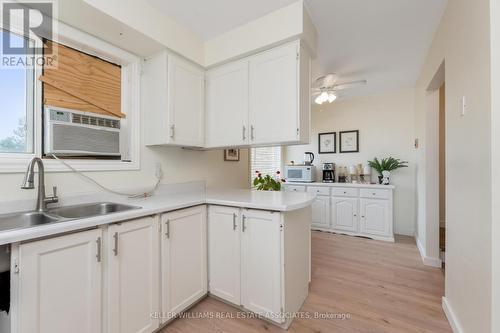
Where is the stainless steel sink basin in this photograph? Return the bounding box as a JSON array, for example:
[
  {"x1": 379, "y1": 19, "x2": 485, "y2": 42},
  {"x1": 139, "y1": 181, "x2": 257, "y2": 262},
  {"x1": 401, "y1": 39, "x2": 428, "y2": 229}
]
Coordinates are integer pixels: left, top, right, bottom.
[
  {"x1": 0, "y1": 211, "x2": 61, "y2": 232},
  {"x1": 48, "y1": 202, "x2": 140, "y2": 219},
  {"x1": 0, "y1": 202, "x2": 141, "y2": 233}
]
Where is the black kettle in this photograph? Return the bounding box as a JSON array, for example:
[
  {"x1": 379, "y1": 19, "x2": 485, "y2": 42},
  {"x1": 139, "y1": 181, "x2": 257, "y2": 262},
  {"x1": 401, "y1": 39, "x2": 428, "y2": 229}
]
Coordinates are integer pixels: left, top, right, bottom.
[{"x1": 304, "y1": 152, "x2": 315, "y2": 165}]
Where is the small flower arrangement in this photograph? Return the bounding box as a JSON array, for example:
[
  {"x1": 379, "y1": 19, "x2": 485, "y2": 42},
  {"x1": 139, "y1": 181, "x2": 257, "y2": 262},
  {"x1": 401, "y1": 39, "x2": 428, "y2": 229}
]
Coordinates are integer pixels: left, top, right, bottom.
[{"x1": 253, "y1": 171, "x2": 285, "y2": 191}]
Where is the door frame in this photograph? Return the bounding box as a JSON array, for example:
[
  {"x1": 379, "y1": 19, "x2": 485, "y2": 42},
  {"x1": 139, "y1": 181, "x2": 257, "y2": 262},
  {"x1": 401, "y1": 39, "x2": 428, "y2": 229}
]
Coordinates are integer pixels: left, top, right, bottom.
[{"x1": 415, "y1": 60, "x2": 445, "y2": 268}]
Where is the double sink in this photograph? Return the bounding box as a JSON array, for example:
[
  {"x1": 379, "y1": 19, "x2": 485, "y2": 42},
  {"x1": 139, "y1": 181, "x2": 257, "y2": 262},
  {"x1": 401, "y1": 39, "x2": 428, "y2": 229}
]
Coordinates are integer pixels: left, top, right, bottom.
[{"x1": 0, "y1": 202, "x2": 141, "y2": 232}]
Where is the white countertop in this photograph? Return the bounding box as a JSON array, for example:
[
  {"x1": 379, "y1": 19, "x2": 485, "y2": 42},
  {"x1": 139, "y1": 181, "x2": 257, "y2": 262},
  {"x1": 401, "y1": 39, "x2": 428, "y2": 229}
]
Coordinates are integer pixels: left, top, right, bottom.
[
  {"x1": 283, "y1": 182, "x2": 396, "y2": 190},
  {"x1": 207, "y1": 188, "x2": 316, "y2": 211},
  {"x1": 0, "y1": 183, "x2": 316, "y2": 245}
]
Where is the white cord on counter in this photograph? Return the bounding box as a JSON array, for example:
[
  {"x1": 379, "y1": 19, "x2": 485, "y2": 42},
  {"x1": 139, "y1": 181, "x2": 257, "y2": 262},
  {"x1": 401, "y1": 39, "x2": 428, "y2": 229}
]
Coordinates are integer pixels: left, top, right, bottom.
[{"x1": 50, "y1": 154, "x2": 161, "y2": 198}]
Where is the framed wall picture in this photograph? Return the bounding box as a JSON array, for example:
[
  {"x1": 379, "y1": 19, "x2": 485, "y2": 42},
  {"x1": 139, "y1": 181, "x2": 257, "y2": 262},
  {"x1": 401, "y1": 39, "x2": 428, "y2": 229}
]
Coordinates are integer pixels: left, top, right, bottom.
[
  {"x1": 339, "y1": 130, "x2": 359, "y2": 153},
  {"x1": 224, "y1": 149, "x2": 240, "y2": 161},
  {"x1": 318, "y1": 132, "x2": 336, "y2": 154}
]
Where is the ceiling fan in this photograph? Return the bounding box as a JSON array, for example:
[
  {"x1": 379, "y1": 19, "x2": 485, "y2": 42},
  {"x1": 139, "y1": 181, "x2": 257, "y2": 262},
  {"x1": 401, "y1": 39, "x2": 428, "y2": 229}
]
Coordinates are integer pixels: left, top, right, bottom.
[{"x1": 312, "y1": 74, "x2": 367, "y2": 105}]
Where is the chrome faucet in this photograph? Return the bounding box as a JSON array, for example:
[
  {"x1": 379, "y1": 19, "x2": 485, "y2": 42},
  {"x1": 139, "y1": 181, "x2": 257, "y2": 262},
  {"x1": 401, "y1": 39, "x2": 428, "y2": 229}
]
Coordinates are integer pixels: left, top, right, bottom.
[{"x1": 21, "y1": 157, "x2": 59, "y2": 212}]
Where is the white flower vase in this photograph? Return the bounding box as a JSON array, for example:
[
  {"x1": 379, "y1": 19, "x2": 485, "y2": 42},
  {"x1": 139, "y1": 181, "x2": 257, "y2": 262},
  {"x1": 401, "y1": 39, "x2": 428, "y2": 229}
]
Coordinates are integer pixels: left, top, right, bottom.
[{"x1": 382, "y1": 171, "x2": 391, "y2": 185}]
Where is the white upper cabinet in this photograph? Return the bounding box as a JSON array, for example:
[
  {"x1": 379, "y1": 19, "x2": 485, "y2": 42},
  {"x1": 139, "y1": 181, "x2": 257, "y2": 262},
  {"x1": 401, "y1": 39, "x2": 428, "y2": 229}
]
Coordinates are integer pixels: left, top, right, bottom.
[
  {"x1": 144, "y1": 40, "x2": 310, "y2": 149},
  {"x1": 16, "y1": 229, "x2": 103, "y2": 333},
  {"x1": 249, "y1": 41, "x2": 304, "y2": 145},
  {"x1": 206, "y1": 60, "x2": 249, "y2": 148},
  {"x1": 168, "y1": 55, "x2": 205, "y2": 147},
  {"x1": 143, "y1": 51, "x2": 205, "y2": 147},
  {"x1": 206, "y1": 40, "x2": 310, "y2": 147},
  {"x1": 107, "y1": 217, "x2": 160, "y2": 333}
]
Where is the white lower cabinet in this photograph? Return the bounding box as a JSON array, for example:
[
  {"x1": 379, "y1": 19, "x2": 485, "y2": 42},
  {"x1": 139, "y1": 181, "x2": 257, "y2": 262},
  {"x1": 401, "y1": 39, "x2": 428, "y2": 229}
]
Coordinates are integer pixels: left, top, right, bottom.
[
  {"x1": 208, "y1": 205, "x2": 311, "y2": 328},
  {"x1": 160, "y1": 206, "x2": 207, "y2": 322},
  {"x1": 311, "y1": 196, "x2": 330, "y2": 229},
  {"x1": 208, "y1": 206, "x2": 241, "y2": 305},
  {"x1": 15, "y1": 229, "x2": 103, "y2": 333},
  {"x1": 107, "y1": 217, "x2": 160, "y2": 333},
  {"x1": 331, "y1": 197, "x2": 358, "y2": 232},
  {"x1": 283, "y1": 184, "x2": 394, "y2": 242},
  {"x1": 240, "y1": 209, "x2": 282, "y2": 322},
  {"x1": 208, "y1": 207, "x2": 283, "y2": 320},
  {"x1": 12, "y1": 204, "x2": 308, "y2": 333},
  {"x1": 359, "y1": 199, "x2": 391, "y2": 237}
]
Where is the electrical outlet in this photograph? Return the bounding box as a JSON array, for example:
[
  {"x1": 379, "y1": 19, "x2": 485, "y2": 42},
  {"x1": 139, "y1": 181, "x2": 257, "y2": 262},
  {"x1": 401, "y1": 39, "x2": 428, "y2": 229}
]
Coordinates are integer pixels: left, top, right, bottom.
[{"x1": 155, "y1": 163, "x2": 163, "y2": 179}]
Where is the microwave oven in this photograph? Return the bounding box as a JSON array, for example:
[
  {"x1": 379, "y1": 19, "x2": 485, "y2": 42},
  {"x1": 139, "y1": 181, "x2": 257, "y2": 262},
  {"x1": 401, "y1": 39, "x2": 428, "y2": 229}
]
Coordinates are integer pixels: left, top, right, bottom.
[{"x1": 285, "y1": 165, "x2": 316, "y2": 183}]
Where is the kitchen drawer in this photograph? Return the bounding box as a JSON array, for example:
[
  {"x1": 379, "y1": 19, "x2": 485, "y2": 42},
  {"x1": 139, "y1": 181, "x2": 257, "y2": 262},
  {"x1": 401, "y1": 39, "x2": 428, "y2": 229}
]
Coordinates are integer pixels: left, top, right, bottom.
[
  {"x1": 360, "y1": 188, "x2": 390, "y2": 200},
  {"x1": 307, "y1": 186, "x2": 330, "y2": 196},
  {"x1": 284, "y1": 185, "x2": 306, "y2": 193},
  {"x1": 332, "y1": 187, "x2": 358, "y2": 197}
]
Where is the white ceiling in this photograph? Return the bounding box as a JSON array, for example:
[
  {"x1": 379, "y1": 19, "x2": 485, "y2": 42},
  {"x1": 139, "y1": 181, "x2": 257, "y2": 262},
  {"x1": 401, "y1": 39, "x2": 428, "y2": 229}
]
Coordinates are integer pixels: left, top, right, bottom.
[
  {"x1": 146, "y1": 0, "x2": 298, "y2": 40},
  {"x1": 306, "y1": 0, "x2": 448, "y2": 98},
  {"x1": 147, "y1": 0, "x2": 448, "y2": 98}
]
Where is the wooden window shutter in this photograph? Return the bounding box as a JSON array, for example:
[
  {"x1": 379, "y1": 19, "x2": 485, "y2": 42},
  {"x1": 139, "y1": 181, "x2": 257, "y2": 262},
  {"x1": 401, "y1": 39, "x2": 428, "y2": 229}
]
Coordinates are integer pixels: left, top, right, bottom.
[{"x1": 40, "y1": 41, "x2": 124, "y2": 118}]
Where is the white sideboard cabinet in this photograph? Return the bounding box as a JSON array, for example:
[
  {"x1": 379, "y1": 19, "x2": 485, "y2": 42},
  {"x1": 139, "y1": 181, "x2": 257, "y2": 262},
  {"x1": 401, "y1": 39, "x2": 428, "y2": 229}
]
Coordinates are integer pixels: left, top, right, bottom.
[{"x1": 283, "y1": 183, "x2": 395, "y2": 242}]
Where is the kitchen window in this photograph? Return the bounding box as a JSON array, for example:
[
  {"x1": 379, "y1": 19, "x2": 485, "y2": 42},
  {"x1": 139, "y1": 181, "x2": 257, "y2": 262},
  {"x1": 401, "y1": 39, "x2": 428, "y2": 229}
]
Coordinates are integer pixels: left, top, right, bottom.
[
  {"x1": 0, "y1": 30, "x2": 35, "y2": 154},
  {"x1": 250, "y1": 146, "x2": 283, "y2": 181},
  {"x1": 0, "y1": 20, "x2": 141, "y2": 173}
]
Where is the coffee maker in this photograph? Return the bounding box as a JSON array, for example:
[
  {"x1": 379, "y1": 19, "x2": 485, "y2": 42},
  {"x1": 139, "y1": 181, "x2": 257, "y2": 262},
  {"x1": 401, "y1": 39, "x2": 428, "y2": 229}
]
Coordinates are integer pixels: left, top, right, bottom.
[{"x1": 322, "y1": 163, "x2": 336, "y2": 183}]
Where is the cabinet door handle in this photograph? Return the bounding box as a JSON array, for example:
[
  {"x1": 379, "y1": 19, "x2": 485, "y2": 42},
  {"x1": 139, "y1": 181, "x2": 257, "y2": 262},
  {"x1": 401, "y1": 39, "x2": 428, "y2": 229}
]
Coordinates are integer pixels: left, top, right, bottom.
[
  {"x1": 113, "y1": 232, "x2": 119, "y2": 256},
  {"x1": 242, "y1": 215, "x2": 247, "y2": 232},
  {"x1": 250, "y1": 125, "x2": 255, "y2": 141},
  {"x1": 170, "y1": 124, "x2": 175, "y2": 139},
  {"x1": 233, "y1": 213, "x2": 237, "y2": 230},
  {"x1": 96, "y1": 237, "x2": 102, "y2": 262},
  {"x1": 242, "y1": 126, "x2": 246, "y2": 141},
  {"x1": 165, "y1": 220, "x2": 170, "y2": 238}
]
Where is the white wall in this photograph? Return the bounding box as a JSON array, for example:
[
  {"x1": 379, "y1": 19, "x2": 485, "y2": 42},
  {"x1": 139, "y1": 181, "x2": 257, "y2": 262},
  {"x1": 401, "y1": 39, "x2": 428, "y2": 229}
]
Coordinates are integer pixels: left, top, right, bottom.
[
  {"x1": 284, "y1": 89, "x2": 416, "y2": 236},
  {"x1": 414, "y1": 0, "x2": 492, "y2": 331},
  {"x1": 83, "y1": 0, "x2": 205, "y2": 64},
  {"x1": 490, "y1": 0, "x2": 500, "y2": 331},
  {"x1": 82, "y1": 0, "x2": 317, "y2": 68},
  {"x1": 0, "y1": 121, "x2": 250, "y2": 202},
  {"x1": 204, "y1": 1, "x2": 317, "y2": 66}
]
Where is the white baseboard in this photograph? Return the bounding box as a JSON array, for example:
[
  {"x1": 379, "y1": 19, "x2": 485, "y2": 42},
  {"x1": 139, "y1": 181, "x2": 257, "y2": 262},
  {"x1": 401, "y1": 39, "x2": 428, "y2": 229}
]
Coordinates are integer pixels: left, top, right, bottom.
[
  {"x1": 442, "y1": 297, "x2": 464, "y2": 333},
  {"x1": 415, "y1": 235, "x2": 442, "y2": 267}
]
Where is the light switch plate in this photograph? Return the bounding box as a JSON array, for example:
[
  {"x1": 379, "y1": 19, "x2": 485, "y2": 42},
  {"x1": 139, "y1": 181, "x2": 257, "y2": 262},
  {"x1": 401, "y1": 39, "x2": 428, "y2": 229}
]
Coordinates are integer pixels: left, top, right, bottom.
[{"x1": 461, "y1": 96, "x2": 467, "y2": 116}]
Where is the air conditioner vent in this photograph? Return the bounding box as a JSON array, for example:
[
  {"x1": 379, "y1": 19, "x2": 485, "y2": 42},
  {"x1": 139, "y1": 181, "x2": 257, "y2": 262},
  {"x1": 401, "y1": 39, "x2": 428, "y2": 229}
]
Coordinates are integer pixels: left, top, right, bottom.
[{"x1": 71, "y1": 113, "x2": 120, "y2": 129}]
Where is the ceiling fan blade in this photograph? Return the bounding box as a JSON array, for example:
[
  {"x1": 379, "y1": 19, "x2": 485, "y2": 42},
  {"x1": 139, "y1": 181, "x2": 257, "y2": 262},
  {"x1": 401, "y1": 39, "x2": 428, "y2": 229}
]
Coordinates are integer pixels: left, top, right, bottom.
[
  {"x1": 313, "y1": 73, "x2": 339, "y2": 89},
  {"x1": 333, "y1": 80, "x2": 367, "y2": 91}
]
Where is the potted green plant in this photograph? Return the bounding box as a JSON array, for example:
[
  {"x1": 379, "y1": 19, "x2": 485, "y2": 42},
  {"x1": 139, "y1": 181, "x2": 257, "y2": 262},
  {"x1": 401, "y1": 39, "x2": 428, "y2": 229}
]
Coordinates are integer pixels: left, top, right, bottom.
[
  {"x1": 253, "y1": 171, "x2": 284, "y2": 191},
  {"x1": 367, "y1": 157, "x2": 408, "y2": 184}
]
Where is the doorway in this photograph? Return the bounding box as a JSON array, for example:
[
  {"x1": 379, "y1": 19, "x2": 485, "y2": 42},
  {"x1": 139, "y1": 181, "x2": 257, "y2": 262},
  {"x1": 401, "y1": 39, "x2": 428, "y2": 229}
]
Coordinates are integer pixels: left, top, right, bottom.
[
  {"x1": 438, "y1": 83, "x2": 446, "y2": 268},
  {"x1": 416, "y1": 61, "x2": 445, "y2": 268}
]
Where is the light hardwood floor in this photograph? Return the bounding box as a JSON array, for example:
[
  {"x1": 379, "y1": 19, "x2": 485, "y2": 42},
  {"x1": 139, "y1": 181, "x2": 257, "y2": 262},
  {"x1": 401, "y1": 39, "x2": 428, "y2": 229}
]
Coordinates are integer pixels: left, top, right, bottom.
[{"x1": 160, "y1": 231, "x2": 451, "y2": 333}]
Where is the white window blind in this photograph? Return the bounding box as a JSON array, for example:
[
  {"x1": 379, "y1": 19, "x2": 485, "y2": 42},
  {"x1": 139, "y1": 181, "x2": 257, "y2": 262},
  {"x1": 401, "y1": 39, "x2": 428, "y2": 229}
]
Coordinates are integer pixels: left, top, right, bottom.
[{"x1": 250, "y1": 146, "x2": 282, "y2": 179}]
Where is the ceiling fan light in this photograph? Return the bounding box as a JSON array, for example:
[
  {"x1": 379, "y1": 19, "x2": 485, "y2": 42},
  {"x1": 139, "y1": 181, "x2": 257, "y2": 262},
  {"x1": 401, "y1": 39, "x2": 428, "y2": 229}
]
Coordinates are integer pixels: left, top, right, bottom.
[
  {"x1": 327, "y1": 93, "x2": 337, "y2": 103},
  {"x1": 314, "y1": 95, "x2": 323, "y2": 105},
  {"x1": 315, "y1": 92, "x2": 329, "y2": 105}
]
